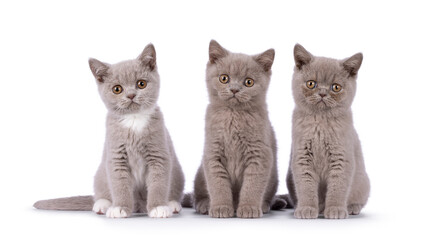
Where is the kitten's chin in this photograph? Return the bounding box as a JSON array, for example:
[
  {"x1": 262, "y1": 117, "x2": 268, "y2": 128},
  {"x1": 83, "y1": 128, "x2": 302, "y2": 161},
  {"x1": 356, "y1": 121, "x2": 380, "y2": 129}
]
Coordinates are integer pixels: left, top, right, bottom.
[{"x1": 114, "y1": 102, "x2": 143, "y2": 114}]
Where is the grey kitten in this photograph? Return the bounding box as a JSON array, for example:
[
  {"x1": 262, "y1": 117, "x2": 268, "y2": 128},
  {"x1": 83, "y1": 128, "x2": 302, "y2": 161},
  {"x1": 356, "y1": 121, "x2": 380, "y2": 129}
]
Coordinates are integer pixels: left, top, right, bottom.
[
  {"x1": 286, "y1": 44, "x2": 370, "y2": 219},
  {"x1": 34, "y1": 44, "x2": 185, "y2": 218},
  {"x1": 192, "y1": 40, "x2": 279, "y2": 218}
]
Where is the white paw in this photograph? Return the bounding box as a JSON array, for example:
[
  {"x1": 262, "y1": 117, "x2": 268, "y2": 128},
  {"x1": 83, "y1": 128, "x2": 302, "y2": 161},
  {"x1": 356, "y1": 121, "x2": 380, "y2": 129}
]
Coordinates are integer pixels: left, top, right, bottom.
[
  {"x1": 168, "y1": 201, "x2": 182, "y2": 214},
  {"x1": 106, "y1": 206, "x2": 131, "y2": 218},
  {"x1": 92, "y1": 199, "x2": 112, "y2": 215},
  {"x1": 149, "y1": 206, "x2": 172, "y2": 218}
]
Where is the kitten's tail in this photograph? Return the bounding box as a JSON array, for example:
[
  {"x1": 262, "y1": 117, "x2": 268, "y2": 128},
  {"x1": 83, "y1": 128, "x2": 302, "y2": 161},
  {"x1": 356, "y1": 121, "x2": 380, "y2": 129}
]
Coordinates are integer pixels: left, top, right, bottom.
[
  {"x1": 271, "y1": 195, "x2": 288, "y2": 210},
  {"x1": 181, "y1": 192, "x2": 194, "y2": 208},
  {"x1": 33, "y1": 195, "x2": 94, "y2": 211},
  {"x1": 276, "y1": 194, "x2": 294, "y2": 209}
]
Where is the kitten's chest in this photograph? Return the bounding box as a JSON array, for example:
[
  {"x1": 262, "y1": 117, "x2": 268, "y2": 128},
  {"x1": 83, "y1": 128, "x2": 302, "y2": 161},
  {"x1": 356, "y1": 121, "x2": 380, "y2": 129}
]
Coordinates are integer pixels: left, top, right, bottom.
[
  {"x1": 125, "y1": 137, "x2": 147, "y2": 186},
  {"x1": 298, "y1": 118, "x2": 344, "y2": 162},
  {"x1": 214, "y1": 109, "x2": 265, "y2": 170},
  {"x1": 216, "y1": 110, "x2": 261, "y2": 146}
]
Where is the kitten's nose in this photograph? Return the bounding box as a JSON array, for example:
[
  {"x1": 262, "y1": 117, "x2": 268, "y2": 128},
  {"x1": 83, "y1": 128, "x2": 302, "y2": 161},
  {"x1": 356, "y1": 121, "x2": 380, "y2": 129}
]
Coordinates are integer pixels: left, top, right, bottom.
[
  {"x1": 127, "y1": 94, "x2": 136, "y2": 100},
  {"x1": 319, "y1": 93, "x2": 327, "y2": 98},
  {"x1": 231, "y1": 89, "x2": 240, "y2": 94}
]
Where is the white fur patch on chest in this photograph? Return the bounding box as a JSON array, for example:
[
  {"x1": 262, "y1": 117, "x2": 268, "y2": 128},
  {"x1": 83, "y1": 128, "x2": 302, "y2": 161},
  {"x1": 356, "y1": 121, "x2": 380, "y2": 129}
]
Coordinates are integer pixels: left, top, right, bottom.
[{"x1": 119, "y1": 107, "x2": 156, "y2": 133}]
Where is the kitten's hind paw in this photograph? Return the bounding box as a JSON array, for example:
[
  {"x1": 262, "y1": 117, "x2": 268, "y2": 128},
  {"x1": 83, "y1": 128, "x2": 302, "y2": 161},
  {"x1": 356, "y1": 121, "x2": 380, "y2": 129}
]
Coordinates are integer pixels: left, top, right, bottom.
[
  {"x1": 347, "y1": 204, "x2": 362, "y2": 215},
  {"x1": 106, "y1": 206, "x2": 131, "y2": 218},
  {"x1": 209, "y1": 204, "x2": 234, "y2": 218},
  {"x1": 294, "y1": 206, "x2": 318, "y2": 219},
  {"x1": 237, "y1": 205, "x2": 263, "y2": 218},
  {"x1": 92, "y1": 199, "x2": 112, "y2": 215},
  {"x1": 195, "y1": 198, "x2": 210, "y2": 215},
  {"x1": 149, "y1": 206, "x2": 172, "y2": 218},
  {"x1": 168, "y1": 201, "x2": 182, "y2": 214},
  {"x1": 324, "y1": 206, "x2": 348, "y2": 219}
]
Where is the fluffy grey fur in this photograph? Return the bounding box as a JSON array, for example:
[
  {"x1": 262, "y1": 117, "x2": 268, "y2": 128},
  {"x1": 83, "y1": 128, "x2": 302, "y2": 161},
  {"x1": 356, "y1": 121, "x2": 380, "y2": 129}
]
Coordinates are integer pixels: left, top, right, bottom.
[
  {"x1": 192, "y1": 40, "x2": 279, "y2": 218},
  {"x1": 286, "y1": 44, "x2": 370, "y2": 219},
  {"x1": 34, "y1": 44, "x2": 185, "y2": 218}
]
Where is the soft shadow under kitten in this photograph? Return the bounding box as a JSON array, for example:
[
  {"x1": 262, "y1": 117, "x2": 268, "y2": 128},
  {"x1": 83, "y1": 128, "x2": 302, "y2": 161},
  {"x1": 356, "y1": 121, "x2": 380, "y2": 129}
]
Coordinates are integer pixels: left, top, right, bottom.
[
  {"x1": 286, "y1": 44, "x2": 370, "y2": 219},
  {"x1": 191, "y1": 40, "x2": 283, "y2": 218},
  {"x1": 34, "y1": 44, "x2": 185, "y2": 218}
]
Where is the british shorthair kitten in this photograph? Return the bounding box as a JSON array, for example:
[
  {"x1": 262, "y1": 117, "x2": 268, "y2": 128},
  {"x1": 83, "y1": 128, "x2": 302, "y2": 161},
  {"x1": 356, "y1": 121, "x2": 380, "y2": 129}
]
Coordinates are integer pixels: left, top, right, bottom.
[
  {"x1": 192, "y1": 40, "x2": 280, "y2": 218},
  {"x1": 286, "y1": 44, "x2": 370, "y2": 219},
  {"x1": 34, "y1": 44, "x2": 185, "y2": 218}
]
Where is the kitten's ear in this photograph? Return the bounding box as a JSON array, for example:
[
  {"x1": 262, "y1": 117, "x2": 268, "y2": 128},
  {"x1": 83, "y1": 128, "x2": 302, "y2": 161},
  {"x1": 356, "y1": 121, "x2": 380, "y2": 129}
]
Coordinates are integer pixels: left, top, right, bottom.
[
  {"x1": 294, "y1": 44, "x2": 312, "y2": 69},
  {"x1": 209, "y1": 40, "x2": 229, "y2": 64},
  {"x1": 88, "y1": 58, "x2": 110, "y2": 83},
  {"x1": 342, "y1": 53, "x2": 363, "y2": 76},
  {"x1": 138, "y1": 43, "x2": 157, "y2": 71},
  {"x1": 254, "y1": 49, "x2": 275, "y2": 72}
]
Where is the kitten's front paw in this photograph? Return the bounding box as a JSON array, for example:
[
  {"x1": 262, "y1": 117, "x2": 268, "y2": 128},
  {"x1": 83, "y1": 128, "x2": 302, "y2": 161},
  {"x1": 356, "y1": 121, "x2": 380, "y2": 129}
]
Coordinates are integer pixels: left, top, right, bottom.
[
  {"x1": 237, "y1": 205, "x2": 263, "y2": 218},
  {"x1": 294, "y1": 206, "x2": 318, "y2": 219},
  {"x1": 195, "y1": 198, "x2": 210, "y2": 215},
  {"x1": 348, "y1": 204, "x2": 362, "y2": 215},
  {"x1": 168, "y1": 201, "x2": 182, "y2": 214},
  {"x1": 106, "y1": 206, "x2": 131, "y2": 218},
  {"x1": 149, "y1": 206, "x2": 172, "y2": 218},
  {"x1": 209, "y1": 204, "x2": 234, "y2": 218},
  {"x1": 324, "y1": 206, "x2": 348, "y2": 219},
  {"x1": 92, "y1": 199, "x2": 112, "y2": 215}
]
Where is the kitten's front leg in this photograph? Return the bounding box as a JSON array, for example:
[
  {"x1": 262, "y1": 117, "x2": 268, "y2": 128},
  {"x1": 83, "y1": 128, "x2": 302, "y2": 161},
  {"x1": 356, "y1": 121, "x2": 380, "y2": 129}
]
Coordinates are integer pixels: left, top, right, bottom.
[
  {"x1": 106, "y1": 144, "x2": 133, "y2": 218},
  {"x1": 324, "y1": 144, "x2": 351, "y2": 219},
  {"x1": 203, "y1": 141, "x2": 234, "y2": 218},
  {"x1": 144, "y1": 143, "x2": 172, "y2": 218},
  {"x1": 237, "y1": 145, "x2": 273, "y2": 218},
  {"x1": 292, "y1": 140, "x2": 320, "y2": 219}
]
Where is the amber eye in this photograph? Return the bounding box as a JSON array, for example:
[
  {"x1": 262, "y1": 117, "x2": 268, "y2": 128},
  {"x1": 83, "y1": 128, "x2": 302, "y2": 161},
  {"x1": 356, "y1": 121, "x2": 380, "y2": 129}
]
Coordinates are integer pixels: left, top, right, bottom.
[
  {"x1": 219, "y1": 74, "x2": 229, "y2": 84},
  {"x1": 306, "y1": 80, "x2": 317, "y2": 89},
  {"x1": 112, "y1": 85, "x2": 123, "y2": 94},
  {"x1": 244, "y1": 78, "x2": 254, "y2": 87},
  {"x1": 137, "y1": 80, "x2": 147, "y2": 89},
  {"x1": 331, "y1": 83, "x2": 342, "y2": 92}
]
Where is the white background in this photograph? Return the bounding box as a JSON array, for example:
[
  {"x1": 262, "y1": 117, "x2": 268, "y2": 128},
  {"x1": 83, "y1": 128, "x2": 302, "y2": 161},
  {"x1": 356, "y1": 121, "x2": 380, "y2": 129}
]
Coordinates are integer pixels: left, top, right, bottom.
[{"x1": 1, "y1": 0, "x2": 427, "y2": 239}]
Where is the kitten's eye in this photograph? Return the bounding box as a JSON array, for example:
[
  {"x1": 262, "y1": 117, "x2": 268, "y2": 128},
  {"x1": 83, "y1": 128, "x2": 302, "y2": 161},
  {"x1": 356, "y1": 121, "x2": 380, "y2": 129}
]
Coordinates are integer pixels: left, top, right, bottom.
[
  {"x1": 331, "y1": 83, "x2": 342, "y2": 92},
  {"x1": 219, "y1": 74, "x2": 229, "y2": 84},
  {"x1": 137, "y1": 80, "x2": 147, "y2": 89},
  {"x1": 306, "y1": 80, "x2": 317, "y2": 89},
  {"x1": 244, "y1": 78, "x2": 254, "y2": 87},
  {"x1": 112, "y1": 85, "x2": 123, "y2": 94}
]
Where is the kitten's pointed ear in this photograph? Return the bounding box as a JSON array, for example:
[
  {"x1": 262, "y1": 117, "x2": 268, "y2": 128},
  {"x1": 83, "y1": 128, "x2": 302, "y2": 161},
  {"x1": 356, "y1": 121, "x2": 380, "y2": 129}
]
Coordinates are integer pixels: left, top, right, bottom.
[
  {"x1": 209, "y1": 40, "x2": 229, "y2": 64},
  {"x1": 254, "y1": 49, "x2": 275, "y2": 72},
  {"x1": 342, "y1": 53, "x2": 363, "y2": 76},
  {"x1": 88, "y1": 58, "x2": 109, "y2": 83},
  {"x1": 138, "y1": 43, "x2": 156, "y2": 71},
  {"x1": 294, "y1": 44, "x2": 312, "y2": 69}
]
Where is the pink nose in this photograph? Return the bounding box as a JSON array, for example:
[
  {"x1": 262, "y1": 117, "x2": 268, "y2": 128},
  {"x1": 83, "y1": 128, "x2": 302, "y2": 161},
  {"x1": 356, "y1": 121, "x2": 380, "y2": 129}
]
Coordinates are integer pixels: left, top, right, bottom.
[
  {"x1": 231, "y1": 89, "x2": 239, "y2": 94},
  {"x1": 319, "y1": 93, "x2": 326, "y2": 98},
  {"x1": 127, "y1": 94, "x2": 136, "y2": 100}
]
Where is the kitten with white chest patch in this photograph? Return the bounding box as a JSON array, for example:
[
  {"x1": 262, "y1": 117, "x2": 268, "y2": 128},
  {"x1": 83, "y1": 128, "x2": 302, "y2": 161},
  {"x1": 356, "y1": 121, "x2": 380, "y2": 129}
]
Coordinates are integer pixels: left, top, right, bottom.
[
  {"x1": 34, "y1": 44, "x2": 185, "y2": 218},
  {"x1": 286, "y1": 44, "x2": 370, "y2": 219}
]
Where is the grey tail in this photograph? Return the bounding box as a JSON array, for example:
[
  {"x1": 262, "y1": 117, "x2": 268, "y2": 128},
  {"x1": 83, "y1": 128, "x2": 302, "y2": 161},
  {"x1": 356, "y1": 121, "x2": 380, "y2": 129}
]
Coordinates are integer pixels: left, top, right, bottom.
[
  {"x1": 275, "y1": 194, "x2": 294, "y2": 209},
  {"x1": 33, "y1": 195, "x2": 94, "y2": 211},
  {"x1": 271, "y1": 194, "x2": 287, "y2": 210},
  {"x1": 181, "y1": 192, "x2": 194, "y2": 208}
]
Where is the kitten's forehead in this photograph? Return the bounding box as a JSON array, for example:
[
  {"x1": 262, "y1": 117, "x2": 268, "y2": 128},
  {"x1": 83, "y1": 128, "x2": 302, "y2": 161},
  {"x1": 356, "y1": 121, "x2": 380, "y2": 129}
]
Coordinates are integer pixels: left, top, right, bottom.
[
  {"x1": 217, "y1": 53, "x2": 260, "y2": 78},
  {"x1": 306, "y1": 57, "x2": 345, "y2": 83},
  {"x1": 107, "y1": 60, "x2": 148, "y2": 84}
]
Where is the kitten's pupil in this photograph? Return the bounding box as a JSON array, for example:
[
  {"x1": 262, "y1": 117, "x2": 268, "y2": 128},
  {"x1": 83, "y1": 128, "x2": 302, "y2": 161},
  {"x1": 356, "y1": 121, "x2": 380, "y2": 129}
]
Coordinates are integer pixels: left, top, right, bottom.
[
  {"x1": 245, "y1": 78, "x2": 254, "y2": 87},
  {"x1": 332, "y1": 83, "x2": 342, "y2": 92},
  {"x1": 112, "y1": 85, "x2": 123, "y2": 94},
  {"x1": 306, "y1": 80, "x2": 316, "y2": 89},
  {"x1": 219, "y1": 74, "x2": 229, "y2": 84},
  {"x1": 137, "y1": 80, "x2": 147, "y2": 89}
]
